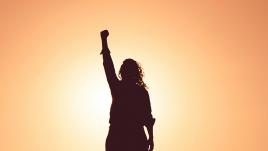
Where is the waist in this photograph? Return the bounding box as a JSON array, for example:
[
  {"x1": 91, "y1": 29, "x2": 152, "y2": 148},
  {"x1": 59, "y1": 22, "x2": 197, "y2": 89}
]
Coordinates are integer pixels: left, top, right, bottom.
[{"x1": 109, "y1": 122, "x2": 143, "y2": 129}]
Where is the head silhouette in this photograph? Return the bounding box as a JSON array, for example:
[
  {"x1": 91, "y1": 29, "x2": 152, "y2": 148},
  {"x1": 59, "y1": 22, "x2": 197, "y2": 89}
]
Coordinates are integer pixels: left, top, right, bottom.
[{"x1": 119, "y1": 58, "x2": 147, "y2": 89}]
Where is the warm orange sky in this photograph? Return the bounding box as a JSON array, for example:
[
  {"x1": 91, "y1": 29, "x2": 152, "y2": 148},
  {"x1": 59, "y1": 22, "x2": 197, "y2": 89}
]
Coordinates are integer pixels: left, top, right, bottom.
[{"x1": 1, "y1": 0, "x2": 268, "y2": 151}]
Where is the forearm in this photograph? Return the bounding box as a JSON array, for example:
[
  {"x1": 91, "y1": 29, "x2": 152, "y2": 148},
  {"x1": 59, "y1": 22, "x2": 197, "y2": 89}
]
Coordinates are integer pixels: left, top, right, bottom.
[
  {"x1": 102, "y1": 38, "x2": 109, "y2": 50},
  {"x1": 146, "y1": 124, "x2": 155, "y2": 151},
  {"x1": 146, "y1": 125, "x2": 154, "y2": 139},
  {"x1": 101, "y1": 38, "x2": 114, "y2": 72},
  {"x1": 101, "y1": 38, "x2": 110, "y2": 54}
]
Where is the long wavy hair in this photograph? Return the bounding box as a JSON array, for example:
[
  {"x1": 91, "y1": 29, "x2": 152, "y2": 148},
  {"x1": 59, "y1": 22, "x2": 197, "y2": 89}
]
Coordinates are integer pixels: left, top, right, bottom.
[{"x1": 118, "y1": 58, "x2": 147, "y2": 89}]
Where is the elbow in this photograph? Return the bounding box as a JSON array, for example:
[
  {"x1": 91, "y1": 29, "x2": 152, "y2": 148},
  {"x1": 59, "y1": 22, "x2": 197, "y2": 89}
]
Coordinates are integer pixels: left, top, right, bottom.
[{"x1": 145, "y1": 117, "x2": 156, "y2": 127}]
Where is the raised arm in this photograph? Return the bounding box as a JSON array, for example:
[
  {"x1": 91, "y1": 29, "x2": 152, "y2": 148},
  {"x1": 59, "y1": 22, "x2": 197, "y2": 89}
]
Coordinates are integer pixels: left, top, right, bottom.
[{"x1": 100, "y1": 30, "x2": 119, "y2": 95}]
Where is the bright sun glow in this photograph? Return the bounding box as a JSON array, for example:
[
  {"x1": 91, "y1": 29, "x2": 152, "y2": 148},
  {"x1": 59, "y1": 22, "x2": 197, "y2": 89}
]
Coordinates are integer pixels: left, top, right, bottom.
[{"x1": 65, "y1": 65, "x2": 111, "y2": 132}]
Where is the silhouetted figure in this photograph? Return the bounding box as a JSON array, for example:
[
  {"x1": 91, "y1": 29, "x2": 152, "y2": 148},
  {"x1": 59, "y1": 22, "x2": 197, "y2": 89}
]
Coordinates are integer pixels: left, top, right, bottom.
[{"x1": 100, "y1": 30, "x2": 155, "y2": 151}]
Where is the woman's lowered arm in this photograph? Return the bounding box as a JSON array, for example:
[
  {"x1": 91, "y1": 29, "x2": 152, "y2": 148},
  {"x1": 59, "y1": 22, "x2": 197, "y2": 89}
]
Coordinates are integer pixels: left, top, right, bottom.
[
  {"x1": 100, "y1": 30, "x2": 119, "y2": 93},
  {"x1": 144, "y1": 91, "x2": 155, "y2": 151}
]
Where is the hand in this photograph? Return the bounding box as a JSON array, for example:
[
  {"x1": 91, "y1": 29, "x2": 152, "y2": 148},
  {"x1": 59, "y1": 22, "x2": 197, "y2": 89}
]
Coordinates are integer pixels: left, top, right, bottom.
[
  {"x1": 100, "y1": 30, "x2": 109, "y2": 39},
  {"x1": 147, "y1": 138, "x2": 154, "y2": 151}
]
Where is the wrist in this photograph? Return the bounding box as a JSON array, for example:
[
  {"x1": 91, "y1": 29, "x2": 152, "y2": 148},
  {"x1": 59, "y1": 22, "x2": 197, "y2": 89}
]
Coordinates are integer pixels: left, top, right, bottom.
[{"x1": 101, "y1": 37, "x2": 108, "y2": 41}]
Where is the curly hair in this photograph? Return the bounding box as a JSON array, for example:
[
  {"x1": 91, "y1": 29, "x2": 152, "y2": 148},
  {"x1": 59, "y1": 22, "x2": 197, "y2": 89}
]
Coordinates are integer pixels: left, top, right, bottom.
[{"x1": 118, "y1": 58, "x2": 148, "y2": 89}]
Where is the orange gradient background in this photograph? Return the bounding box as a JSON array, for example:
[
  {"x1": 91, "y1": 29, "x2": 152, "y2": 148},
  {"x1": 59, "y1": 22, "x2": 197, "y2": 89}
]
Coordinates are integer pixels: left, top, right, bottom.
[{"x1": 1, "y1": 0, "x2": 268, "y2": 151}]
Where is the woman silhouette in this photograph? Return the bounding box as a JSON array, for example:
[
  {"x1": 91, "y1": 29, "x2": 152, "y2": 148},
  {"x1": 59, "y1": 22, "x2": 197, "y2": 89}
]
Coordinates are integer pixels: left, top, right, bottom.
[{"x1": 100, "y1": 30, "x2": 155, "y2": 151}]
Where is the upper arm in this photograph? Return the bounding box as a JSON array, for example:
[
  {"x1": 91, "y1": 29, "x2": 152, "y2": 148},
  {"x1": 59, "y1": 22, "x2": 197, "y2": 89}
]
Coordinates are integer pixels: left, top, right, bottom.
[
  {"x1": 102, "y1": 51, "x2": 119, "y2": 94},
  {"x1": 144, "y1": 90, "x2": 152, "y2": 114},
  {"x1": 143, "y1": 90, "x2": 155, "y2": 126}
]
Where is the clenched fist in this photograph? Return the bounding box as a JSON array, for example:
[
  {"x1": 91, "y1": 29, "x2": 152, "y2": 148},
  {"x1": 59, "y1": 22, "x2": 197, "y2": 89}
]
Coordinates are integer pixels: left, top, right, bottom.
[{"x1": 100, "y1": 30, "x2": 109, "y2": 39}]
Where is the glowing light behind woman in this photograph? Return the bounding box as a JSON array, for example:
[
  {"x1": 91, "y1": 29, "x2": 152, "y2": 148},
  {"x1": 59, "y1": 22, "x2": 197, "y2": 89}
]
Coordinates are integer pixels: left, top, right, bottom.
[{"x1": 1, "y1": 1, "x2": 267, "y2": 151}]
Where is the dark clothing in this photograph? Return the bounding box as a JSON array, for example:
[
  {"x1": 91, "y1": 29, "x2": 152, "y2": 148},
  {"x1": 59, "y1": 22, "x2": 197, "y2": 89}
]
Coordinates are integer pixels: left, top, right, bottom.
[
  {"x1": 106, "y1": 125, "x2": 147, "y2": 151},
  {"x1": 102, "y1": 49, "x2": 154, "y2": 151},
  {"x1": 108, "y1": 80, "x2": 153, "y2": 127}
]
